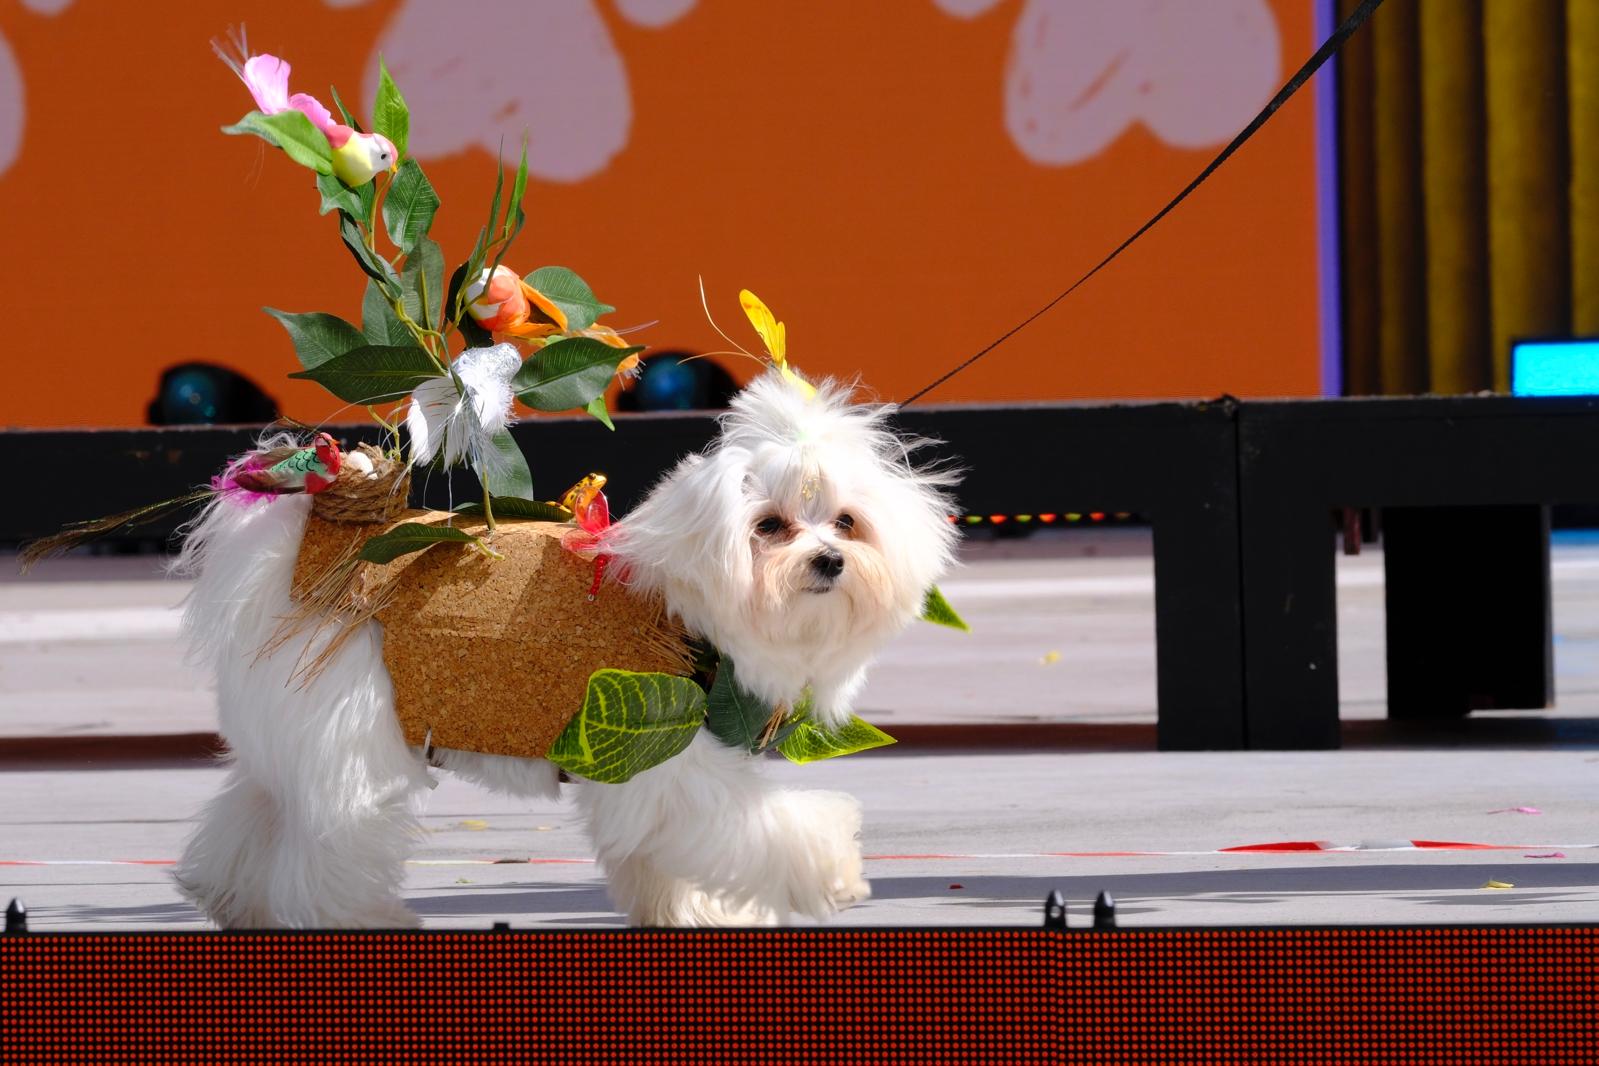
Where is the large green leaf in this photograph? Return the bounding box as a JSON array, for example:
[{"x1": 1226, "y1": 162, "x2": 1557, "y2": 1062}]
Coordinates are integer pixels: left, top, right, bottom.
[
  {"x1": 340, "y1": 214, "x2": 399, "y2": 290},
  {"x1": 546, "y1": 670, "x2": 707, "y2": 784},
  {"x1": 525, "y1": 266, "x2": 615, "y2": 332},
  {"x1": 262, "y1": 308, "x2": 365, "y2": 370},
  {"x1": 400, "y1": 235, "x2": 445, "y2": 332},
  {"x1": 382, "y1": 159, "x2": 439, "y2": 253},
  {"x1": 356, "y1": 522, "x2": 475, "y2": 564},
  {"x1": 287, "y1": 344, "x2": 439, "y2": 403},
  {"x1": 476, "y1": 428, "x2": 534, "y2": 500},
  {"x1": 371, "y1": 57, "x2": 409, "y2": 160},
  {"x1": 705, "y1": 657, "x2": 796, "y2": 754},
  {"x1": 222, "y1": 110, "x2": 333, "y2": 174},
  {"x1": 776, "y1": 715, "x2": 897, "y2": 764},
  {"x1": 512, "y1": 337, "x2": 642, "y2": 412},
  {"x1": 453, "y1": 496, "x2": 571, "y2": 522},
  {"x1": 361, "y1": 279, "x2": 412, "y2": 347},
  {"x1": 315, "y1": 171, "x2": 366, "y2": 218},
  {"x1": 920, "y1": 585, "x2": 970, "y2": 632}
]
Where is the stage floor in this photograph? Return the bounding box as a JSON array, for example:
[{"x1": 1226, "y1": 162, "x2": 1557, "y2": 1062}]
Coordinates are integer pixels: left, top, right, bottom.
[{"x1": 2, "y1": 530, "x2": 1597, "y2": 930}]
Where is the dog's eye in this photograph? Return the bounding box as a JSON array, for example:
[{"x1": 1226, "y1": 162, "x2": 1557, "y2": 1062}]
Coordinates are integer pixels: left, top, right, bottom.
[
  {"x1": 755, "y1": 515, "x2": 785, "y2": 537},
  {"x1": 834, "y1": 513, "x2": 855, "y2": 532}
]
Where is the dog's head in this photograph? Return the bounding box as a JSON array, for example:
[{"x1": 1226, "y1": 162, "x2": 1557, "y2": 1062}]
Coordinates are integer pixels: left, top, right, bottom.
[{"x1": 605, "y1": 372, "x2": 959, "y2": 657}]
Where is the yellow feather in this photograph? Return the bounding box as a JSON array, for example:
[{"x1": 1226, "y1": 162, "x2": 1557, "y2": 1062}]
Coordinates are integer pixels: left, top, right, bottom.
[
  {"x1": 780, "y1": 363, "x2": 817, "y2": 399},
  {"x1": 738, "y1": 289, "x2": 785, "y2": 365}
]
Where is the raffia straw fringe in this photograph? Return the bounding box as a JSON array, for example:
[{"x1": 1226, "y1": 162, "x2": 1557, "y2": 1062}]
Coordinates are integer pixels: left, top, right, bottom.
[
  {"x1": 258, "y1": 520, "x2": 400, "y2": 689},
  {"x1": 312, "y1": 443, "x2": 412, "y2": 524},
  {"x1": 18, "y1": 488, "x2": 213, "y2": 572}
]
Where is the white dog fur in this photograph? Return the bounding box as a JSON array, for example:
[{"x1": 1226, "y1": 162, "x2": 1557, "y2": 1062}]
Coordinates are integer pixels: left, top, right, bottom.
[{"x1": 171, "y1": 372, "x2": 957, "y2": 928}]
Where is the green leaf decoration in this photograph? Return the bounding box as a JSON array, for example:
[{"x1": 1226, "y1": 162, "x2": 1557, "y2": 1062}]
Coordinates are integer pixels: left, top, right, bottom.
[
  {"x1": 512, "y1": 337, "x2": 642, "y2": 412},
  {"x1": 382, "y1": 159, "x2": 439, "y2": 254},
  {"x1": 361, "y1": 279, "x2": 411, "y2": 347},
  {"x1": 705, "y1": 657, "x2": 787, "y2": 754},
  {"x1": 777, "y1": 715, "x2": 898, "y2": 764},
  {"x1": 525, "y1": 266, "x2": 616, "y2": 333},
  {"x1": 400, "y1": 235, "x2": 446, "y2": 332},
  {"x1": 545, "y1": 670, "x2": 708, "y2": 784},
  {"x1": 315, "y1": 171, "x2": 364, "y2": 218},
  {"x1": 356, "y1": 522, "x2": 475, "y2": 564},
  {"x1": 371, "y1": 57, "x2": 409, "y2": 160},
  {"x1": 586, "y1": 395, "x2": 616, "y2": 431},
  {"x1": 453, "y1": 496, "x2": 572, "y2": 522},
  {"x1": 222, "y1": 110, "x2": 333, "y2": 174},
  {"x1": 920, "y1": 585, "x2": 970, "y2": 632},
  {"x1": 287, "y1": 344, "x2": 439, "y2": 404},
  {"x1": 340, "y1": 214, "x2": 399, "y2": 290},
  {"x1": 477, "y1": 428, "x2": 535, "y2": 500},
  {"x1": 262, "y1": 308, "x2": 365, "y2": 370},
  {"x1": 505, "y1": 140, "x2": 529, "y2": 242},
  {"x1": 457, "y1": 226, "x2": 491, "y2": 325},
  {"x1": 487, "y1": 141, "x2": 529, "y2": 279},
  {"x1": 471, "y1": 160, "x2": 505, "y2": 288},
  {"x1": 329, "y1": 84, "x2": 362, "y2": 132}
]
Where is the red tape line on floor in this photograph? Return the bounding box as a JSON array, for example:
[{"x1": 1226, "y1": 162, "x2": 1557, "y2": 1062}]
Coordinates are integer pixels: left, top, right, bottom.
[{"x1": 1, "y1": 841, "x2": 1591, "y2": 867}]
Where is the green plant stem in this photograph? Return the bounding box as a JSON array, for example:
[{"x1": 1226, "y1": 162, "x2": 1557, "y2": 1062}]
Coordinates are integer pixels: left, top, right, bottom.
[{"x1": 481, "y1": 485, "x2": 497, "y2": 532}]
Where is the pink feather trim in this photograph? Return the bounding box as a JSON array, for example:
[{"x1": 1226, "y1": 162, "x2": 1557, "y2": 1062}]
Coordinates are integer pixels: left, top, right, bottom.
[{"x1": 240, "y1": 54, "x2": 292, "y2": 115}]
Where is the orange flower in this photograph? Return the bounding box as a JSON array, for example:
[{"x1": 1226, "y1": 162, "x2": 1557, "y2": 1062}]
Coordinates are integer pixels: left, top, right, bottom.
[
  {"x1": 582, "y1": 323, "x2": 641, "y2": 376},
  {"x1": 464, "y1": 266, "x2": 568, "y2": 338}
]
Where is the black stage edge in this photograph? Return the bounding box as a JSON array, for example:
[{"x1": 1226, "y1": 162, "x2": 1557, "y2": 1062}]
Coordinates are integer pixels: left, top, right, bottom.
[
  {"x1": 11, "y1": 394, "x2": 1599, "y2": 751},
  {"x1": 3, "y1": 924, "x2": 1595, "y2": 1063},
  {"x1": 1, "y1": 400, "x2": 1245, "y2": 751}
]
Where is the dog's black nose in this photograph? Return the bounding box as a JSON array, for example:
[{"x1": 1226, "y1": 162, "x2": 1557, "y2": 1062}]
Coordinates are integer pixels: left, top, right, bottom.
[{"x1": 811, "y1": 550, "x2": 845, "y2": 579}]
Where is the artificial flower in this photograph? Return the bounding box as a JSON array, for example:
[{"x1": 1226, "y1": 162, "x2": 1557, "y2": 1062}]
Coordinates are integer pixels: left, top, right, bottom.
[
  {"x1": 582, "y1": 323, "x2": 642, "y2": 377},
  {"x1": 464, "y1": 266, "x2": 568, "y2": 338}
]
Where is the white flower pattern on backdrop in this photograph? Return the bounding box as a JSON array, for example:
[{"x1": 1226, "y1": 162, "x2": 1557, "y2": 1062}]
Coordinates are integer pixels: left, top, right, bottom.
[
  {"x1": 2, "y1": 0, "x2": 77, "y2": 178},
  {"x1": 933, "y1": 0, "x2": 1280, "y2": 166},
  {"x1": 0, "y1": 33, "x2": 20, "y2": 178},
  {"x1": 336, "y1": 0, "x2": 698, "y2": 183}
]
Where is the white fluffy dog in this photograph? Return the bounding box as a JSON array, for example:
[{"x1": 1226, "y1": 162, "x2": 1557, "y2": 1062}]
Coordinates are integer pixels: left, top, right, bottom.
[{"x1": 171, "y1": 372, "x2": 957, "y2": 928}]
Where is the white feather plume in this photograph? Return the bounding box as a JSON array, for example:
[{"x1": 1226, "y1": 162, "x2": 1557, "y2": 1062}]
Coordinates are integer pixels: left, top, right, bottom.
[{"x1": 404, "y1": 343, "x2": 522, "y2": 471}]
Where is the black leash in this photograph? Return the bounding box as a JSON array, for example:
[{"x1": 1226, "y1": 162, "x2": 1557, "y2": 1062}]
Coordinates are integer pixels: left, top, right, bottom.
[{"x1": 901, "y1": 0, "x2": 1386, "y2": 406}]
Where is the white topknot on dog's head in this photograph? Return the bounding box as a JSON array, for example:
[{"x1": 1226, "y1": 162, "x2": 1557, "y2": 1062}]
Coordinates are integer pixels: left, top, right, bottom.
[{"x1": 603, "y1": 370, "x2": 960, "y2": 724}]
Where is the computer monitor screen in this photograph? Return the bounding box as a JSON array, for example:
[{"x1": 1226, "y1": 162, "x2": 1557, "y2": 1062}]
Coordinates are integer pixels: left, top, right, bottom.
[{"x1": 1511, "y1": 339, "x2": 1599, "y2": 396}]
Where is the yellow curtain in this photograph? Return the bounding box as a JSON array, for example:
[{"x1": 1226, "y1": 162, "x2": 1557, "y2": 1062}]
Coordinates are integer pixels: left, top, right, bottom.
[
  {"x1": 1571, "y1": 0, "x2": 1599, "y2": 335},
  {"x1": 1340, "y1": 0, "x2": 1579, "y2": 394}
]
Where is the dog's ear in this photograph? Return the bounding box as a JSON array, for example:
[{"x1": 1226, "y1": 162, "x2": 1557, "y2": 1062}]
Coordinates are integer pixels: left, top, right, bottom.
[{"x1": 603, "y1": 448, "x2": 756, "y2": 601}]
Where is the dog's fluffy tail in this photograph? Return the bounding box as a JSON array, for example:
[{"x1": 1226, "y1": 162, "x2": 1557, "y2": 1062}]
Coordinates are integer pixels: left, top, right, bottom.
[{"x1": 169, "y1": 483, "x2": 313, "y2": 676}]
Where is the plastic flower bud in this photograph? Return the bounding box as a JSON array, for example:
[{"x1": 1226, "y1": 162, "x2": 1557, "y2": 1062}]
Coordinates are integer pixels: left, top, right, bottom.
[{"x1": 464, "y1": 266, "x2": 568, "y2": 338}]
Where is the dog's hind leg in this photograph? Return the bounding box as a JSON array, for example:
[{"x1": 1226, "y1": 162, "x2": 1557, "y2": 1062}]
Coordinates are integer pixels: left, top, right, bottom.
[
  {"x1": 575, "y1": 731, "x2": 870, "y2": 926},
  {"x1": 172, "y1": 765, "x2": 282, "y2": 927},
  {"x1": 173, "y1": 494, "x2": 430, "y2": 929}
]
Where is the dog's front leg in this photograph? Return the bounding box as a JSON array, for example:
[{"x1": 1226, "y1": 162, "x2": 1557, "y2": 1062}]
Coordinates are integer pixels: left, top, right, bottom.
[{"x1": 575, "y1": 732, "x2": 870, "y2": 926}]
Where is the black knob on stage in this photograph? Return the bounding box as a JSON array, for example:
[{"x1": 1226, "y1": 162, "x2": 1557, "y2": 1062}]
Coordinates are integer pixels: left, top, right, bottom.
[{"x1": 1093, "y1": 891, "x2": 1117, "y2": 930}]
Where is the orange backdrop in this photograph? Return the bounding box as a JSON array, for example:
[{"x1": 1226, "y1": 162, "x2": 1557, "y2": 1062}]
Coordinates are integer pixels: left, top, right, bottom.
[{"x1": 0, "y1": 0, "x2": 1325, "y2": 428}]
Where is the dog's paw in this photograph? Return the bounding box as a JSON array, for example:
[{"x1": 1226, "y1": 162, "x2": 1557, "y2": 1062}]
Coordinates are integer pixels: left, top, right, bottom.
[
  {"x1": 785, "y1": 790, "x2": 871, "y2": 918},
  {"x1": 627, "y1": 881, "x2": 778, "y2": 927}
]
